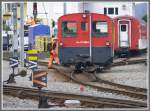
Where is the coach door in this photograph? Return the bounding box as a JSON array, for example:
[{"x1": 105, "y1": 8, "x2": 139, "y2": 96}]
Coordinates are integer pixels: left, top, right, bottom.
[{"x1": 119, "y1": 21, "x2": 130, "y2": 48}]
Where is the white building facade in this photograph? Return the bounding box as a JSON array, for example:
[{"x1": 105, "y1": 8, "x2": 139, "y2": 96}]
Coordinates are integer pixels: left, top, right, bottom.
[
  {"x1": 26, "y1": 2, "x2": 146, "y2": 37},
  {"x1": 77, "y1": 2, "x2": 134, "y2": 18},
  {"x1": 26, "y1": 2, "x2": 135, "y2": 23}
]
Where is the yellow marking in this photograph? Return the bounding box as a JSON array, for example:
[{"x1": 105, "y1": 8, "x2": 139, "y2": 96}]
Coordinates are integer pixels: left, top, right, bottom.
[
  {"x1": 28, "y1": 56, "x2": 38, "y2": 61},
  {"x1": 27, "y1": 50, "x2": 38, "y2": 54}
]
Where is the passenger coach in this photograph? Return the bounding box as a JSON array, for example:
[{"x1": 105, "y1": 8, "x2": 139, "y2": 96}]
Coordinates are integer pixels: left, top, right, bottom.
[
  {"x1": 57, "y1": 12, "x2": 113, "y2": 69},
  {"x1": 113, "y1": 16, "x2": 147, "y2": 56}
]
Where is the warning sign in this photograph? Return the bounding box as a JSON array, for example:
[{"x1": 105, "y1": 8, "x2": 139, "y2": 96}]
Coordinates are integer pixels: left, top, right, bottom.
[
  {"x1": 27, "y1": 50, "x2": 38, "y2": 61},
  {"x1": 33, "y1": 71, "x2": 47, "y2": 88},
  {"x1": 27, "y1": 50, "x2": 38, "y2": 70},
  {"x1": 9, "y1": 57, "x2": 18, "y2": 68}
]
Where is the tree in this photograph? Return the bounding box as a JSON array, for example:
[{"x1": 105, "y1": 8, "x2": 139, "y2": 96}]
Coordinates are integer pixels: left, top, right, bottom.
[
  {"x1": 142, "y1": 15, "x2": 147, "y2": 23},
  {"x1": 51, "y1": 19, "x2": 55, "y2": 28}
]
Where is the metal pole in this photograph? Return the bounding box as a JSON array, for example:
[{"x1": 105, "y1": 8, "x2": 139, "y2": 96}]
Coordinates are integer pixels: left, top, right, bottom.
[
  {"x1": 12, "y1": 4, "x2": 18, "y2": 57},
  {"x1": 63, "y1": 2, "x2": 66, "y2": 15},
  {"x1": 89, "y1": 13, "x2": 92, "y2": 62},
  {"x1": 20, "y1": 3, "x2": 24, "y2": 67},
  {"x1": 132, "y1": 2, "x2": 135, "y2": 17},
  {"x1": 83, "y1": 2, "x2": 84, "y2": 12}
]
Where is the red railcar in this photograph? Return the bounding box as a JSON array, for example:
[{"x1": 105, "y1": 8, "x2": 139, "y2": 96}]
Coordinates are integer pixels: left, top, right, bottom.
[
  {"x1": 57, "y1": 13, "x2": 113, "y2": 69},
  {"x1": 140, "y1": 23, "x2": 147, "y2": 49},
  {"x1": 113, "y1": 16, "x2": 147, "y2": 55}
]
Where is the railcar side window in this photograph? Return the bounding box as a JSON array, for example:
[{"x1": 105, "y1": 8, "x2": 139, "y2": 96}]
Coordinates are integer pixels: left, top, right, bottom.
[
  {"x1": 62, "y1": 21, "x2": 77, "y2": 37},
  {"x1": 92, "y1": 21, "x2": 108, "y2": 37}
]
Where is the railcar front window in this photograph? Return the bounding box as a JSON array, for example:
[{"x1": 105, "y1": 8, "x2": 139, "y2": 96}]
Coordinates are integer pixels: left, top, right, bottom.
[
  {"x1": 92, "y1": 21, "x2": 108, "y2": 37},
  {"x1": 62, "y1": 21, "x2": 77, "y2": 37},
  {"x1": 81, "y1": 22, "x2": 88, "y2": 31}
]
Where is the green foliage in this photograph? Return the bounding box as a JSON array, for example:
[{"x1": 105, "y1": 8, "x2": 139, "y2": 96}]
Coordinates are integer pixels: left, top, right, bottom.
[
  {"x1": 51, "y1": 19, "x2": 55, "y2": 28},
  {"x1": 142, "y1": 15, "x2": 147, "y2": 23}
]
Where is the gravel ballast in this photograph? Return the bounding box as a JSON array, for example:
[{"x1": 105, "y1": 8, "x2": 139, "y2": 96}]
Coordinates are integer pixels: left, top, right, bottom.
[
  {"x1": 97, "y1": 63, "x2": 148, "y2": 88},
  {"x1": 3, "y1": 95, "x2": 63, "y2": 109},
  {"x1": 3, "y1": 95, "x2": 38, "y2": 109}
]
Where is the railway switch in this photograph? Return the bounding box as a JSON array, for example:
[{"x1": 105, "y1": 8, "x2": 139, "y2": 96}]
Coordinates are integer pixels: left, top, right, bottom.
[{"x1": 6, "y1": 57, "x2": 18, "y2": 83}]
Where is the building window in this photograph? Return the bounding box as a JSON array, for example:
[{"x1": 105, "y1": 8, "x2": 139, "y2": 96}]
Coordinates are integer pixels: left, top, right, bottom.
[
  {"x1": 81, "y1": 22, "x2": 88, "y2": 31},
  {"x1": 62, "y1": 21, "x2": 77, "y2": 37},
  {"x1": 92, "y1": 21, "x2": 108, "y2": 37},
  {"x1": 104, "y1": 8, "x2": 107, "y2": 15},
  {"x1": 108, "y1": 8, "x2": 114, "y2": 14},
  {"x1": 115, "y1": 8, "x2": 118, "y2": 15},
  {"x1": 104, "y1": 7, "x2": 118, "y2": 15}
]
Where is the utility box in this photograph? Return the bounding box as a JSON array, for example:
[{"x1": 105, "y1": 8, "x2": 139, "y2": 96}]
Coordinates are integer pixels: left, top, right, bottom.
[
  {"x1": 29, "y1": 24, "x2": 50, "y2": 51},
  {"x1": 35, "y1": 36, "x2": 48, "y2": 52}
]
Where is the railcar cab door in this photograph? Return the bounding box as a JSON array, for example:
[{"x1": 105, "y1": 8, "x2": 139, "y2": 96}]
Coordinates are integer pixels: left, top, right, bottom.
[
  {"x1": 78, "y1": 13, "x2": 91, "y2": 60},
  {"x1": 119, "y1": 20, "x2": 131, "y2": 48}
]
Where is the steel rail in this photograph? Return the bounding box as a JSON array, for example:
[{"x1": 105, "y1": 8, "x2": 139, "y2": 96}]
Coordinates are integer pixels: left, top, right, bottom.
[
  {"x1": 93, "y1": 72, "x2": 147, "y2": 93},
  {"x1": 3, "y1": 56, "x2": 147, "y2": 67},
  {"x1": 111, "y1": 58, "x2": 146, "y2": 67},
  {"x1": 3, "y1": 85, "x2": 147, "y2": 108},
  {"x1": 71, "y1": 71, "x2": 147, "y2": 100}
]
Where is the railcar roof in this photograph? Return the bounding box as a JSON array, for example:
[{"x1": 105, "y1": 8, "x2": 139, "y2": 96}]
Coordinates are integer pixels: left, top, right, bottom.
[
  {"x1": 59, "y1": 13, "x2": 111, "y2": 20},
  {"x1": 113, "y1": 15, "x2": 139, "y2": 22}
]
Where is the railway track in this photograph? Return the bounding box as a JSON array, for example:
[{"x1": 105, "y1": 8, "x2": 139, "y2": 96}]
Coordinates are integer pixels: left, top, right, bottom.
[
  {"x1": 52, "y1": 65, "x2": 147, "y2": 100},
  {"x1": 3, "y1": 55, "x2": 147, "y2": 68},
  {"x1": 94, "y1": 73, "x2": 147, "y2": 93},
  {"x1": 38, "y1": 58, "x2": 147, "y2": 67},
  {"x1": 3, "y1": 85, "x2": 147, "y2": 108},
  {"x1": 112, "y1": 58, "x2": 147, "y2": 67}
]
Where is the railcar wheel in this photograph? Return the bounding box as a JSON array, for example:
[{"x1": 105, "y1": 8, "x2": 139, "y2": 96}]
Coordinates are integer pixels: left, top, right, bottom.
[
  {"x1": 96, "y1": 67, "x2": 103, "y2": 73},
  {"x1": 75, "y1": 62, "x2": 85, "y2": 73}
]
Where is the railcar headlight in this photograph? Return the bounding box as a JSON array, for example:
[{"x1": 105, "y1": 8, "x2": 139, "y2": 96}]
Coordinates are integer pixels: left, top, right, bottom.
[
  {"x1": 106, "y1": 41, "x2": 111, "y2": 46},
  {"x1": 82, "y1": 14, "x2": 87, "y2": 18},
  {"x1": 60, "y1": 42, "x2": 63, "y2": 46}
]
